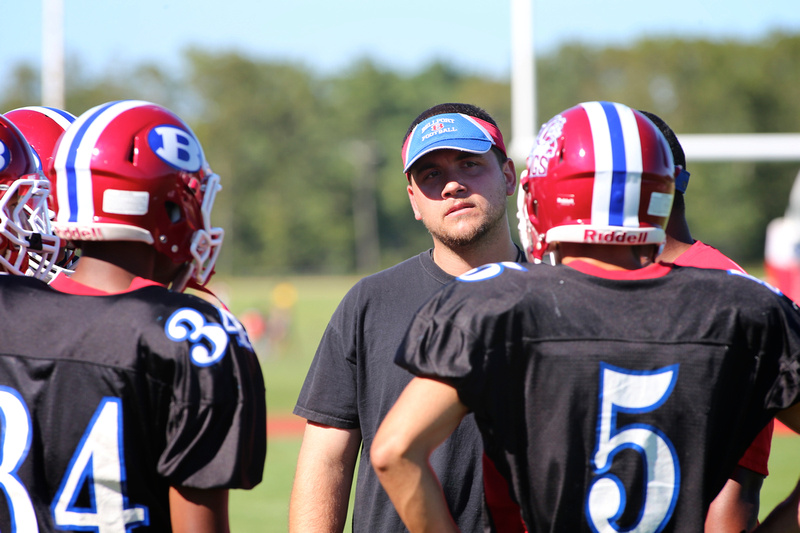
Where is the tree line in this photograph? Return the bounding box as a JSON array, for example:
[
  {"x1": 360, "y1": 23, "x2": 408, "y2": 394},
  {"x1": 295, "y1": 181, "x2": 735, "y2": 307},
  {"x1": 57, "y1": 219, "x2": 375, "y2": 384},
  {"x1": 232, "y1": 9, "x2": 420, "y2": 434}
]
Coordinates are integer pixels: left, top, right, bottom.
[{"x1": 3, "y1": 32, "x2": 799, "y2": 275}]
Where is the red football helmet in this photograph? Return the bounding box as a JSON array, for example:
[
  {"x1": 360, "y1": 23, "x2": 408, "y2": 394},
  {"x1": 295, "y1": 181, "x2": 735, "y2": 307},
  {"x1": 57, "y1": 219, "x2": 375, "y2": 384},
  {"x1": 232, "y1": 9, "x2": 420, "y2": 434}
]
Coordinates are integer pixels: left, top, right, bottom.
[
  {"x1": 517, "y1": 101, "x2": 675, "y2": 262},
  {"x1": 5, "y1": 106, "x2": 78, "y2": 274},
  {"x1": 0, "y1": 114, "x2": 61, "y2": 278},
  {"x1": 50, "y1": 100, "x2": 223, "y2": 291},
  {"x1": 5, "y1": 106, "x2": 76, "y2": 214}
]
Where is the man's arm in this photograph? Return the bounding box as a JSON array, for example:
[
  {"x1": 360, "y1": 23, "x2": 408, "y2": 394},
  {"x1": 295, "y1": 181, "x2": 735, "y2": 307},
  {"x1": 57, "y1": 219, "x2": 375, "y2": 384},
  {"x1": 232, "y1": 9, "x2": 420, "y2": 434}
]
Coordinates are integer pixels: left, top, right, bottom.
[
  {"x1": 169, "y1": 486, "x2": 230, "y2": 533},
  {"x1": 371, "y1": 377, "x2": 470, "y2": 533},
  {"x1": 705, "y1": 467, "x2": 764, "y2": 533},
  {"x1": 751, "y1": 404, "x2": 800, "y2": 532},
  {"x1": 289, "y1": 422, "x2": 361, "y2": 532}
]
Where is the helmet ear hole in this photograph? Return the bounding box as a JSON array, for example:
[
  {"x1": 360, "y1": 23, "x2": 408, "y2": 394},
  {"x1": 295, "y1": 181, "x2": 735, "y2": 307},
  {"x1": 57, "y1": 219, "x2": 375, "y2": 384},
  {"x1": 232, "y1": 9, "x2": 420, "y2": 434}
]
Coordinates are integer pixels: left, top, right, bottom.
[
  {"x1": 126, "y1": 142, "x2": 137, "y2": 164},
  {"x1": 165, "y1": 201, "x2": 182, "y2": 224}
]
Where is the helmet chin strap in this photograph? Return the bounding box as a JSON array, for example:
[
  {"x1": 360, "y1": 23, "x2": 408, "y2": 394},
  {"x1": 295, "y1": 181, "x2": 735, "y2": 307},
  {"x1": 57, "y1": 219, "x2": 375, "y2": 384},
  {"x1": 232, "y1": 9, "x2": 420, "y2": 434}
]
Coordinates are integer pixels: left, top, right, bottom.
[
  {"x1": 183, "y1": 277, "x2": 230, "y2": 312},
  {"x1": 170, "y1": 263, "x2": 194, "y2": 293},
  {"x1": 170, "y1": 260, "x2": 230, "y2": 312}
]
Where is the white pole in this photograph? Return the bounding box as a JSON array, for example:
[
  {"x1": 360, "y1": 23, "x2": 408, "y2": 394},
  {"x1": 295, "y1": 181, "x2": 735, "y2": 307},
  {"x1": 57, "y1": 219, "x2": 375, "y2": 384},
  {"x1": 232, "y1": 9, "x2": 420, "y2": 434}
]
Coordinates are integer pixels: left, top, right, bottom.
[
  {"x1": 505, "y1": 1, "x2": 799, "y2": 167},
  {"x1": 509, "y1": 0, "x2": 535, "y2": 164},
  {"x1": 42, "y1": 0, "x2": 65, "y2": 108},
  {"x1": 679, "y1": 134, "x2": 800, "y2": 162}
]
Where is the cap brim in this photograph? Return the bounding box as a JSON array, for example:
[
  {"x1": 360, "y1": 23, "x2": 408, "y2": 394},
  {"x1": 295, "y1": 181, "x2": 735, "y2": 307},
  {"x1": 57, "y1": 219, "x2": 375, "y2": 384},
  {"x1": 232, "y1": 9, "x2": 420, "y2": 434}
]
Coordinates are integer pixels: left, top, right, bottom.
[{"x1": 403, "y1": 138, "x2": 493, "y2": 173}]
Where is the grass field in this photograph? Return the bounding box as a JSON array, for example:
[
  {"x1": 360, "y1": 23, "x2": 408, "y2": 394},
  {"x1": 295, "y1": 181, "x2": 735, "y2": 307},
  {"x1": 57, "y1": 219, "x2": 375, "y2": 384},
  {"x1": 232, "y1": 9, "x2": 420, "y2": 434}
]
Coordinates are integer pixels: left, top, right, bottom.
[
  {"x1": 228, "y1": 433, "x2": 800, "y2": 531},
  {"x1": 208, "y1": 275, "x2": 361, "y2": 412},
  {"x1": 213, "y1": 272, "x2": 800, "y2": 531},
  {"x1": 211, "y1": 275, "x2": 358, "y2": 531}
]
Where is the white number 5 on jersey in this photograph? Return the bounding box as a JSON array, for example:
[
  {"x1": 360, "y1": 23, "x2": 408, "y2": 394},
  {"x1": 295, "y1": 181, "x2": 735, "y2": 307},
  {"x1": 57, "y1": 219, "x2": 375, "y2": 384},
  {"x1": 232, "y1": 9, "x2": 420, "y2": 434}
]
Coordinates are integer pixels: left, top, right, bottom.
[{"x1": 586, "y1": 363, "x2": 680, "y2": 533}]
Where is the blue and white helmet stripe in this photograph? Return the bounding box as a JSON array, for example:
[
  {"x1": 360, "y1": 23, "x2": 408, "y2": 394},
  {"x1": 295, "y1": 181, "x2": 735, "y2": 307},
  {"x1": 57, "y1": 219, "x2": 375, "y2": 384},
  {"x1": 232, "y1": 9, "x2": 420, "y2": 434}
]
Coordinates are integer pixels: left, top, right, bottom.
[
  {"x1": 12, "y1": 106, "x2": 76, "y2": 172},
  {"x1": 54, "y1": 100, "x2": 151, "y2": 224},
  {"x1": 13, "y1": 106, "x2": 75, "y2": 130},
  {"x1": 582, "y1": 101, "x2": 644, "y2": 229}
]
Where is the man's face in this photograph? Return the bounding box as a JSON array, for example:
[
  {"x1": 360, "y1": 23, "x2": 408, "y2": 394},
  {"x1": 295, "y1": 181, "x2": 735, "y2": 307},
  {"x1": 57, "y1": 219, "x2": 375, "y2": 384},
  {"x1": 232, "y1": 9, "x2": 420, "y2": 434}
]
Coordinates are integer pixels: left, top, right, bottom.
[{"x1": 406, "y1": 149, "x2": 516, "y2": 248}]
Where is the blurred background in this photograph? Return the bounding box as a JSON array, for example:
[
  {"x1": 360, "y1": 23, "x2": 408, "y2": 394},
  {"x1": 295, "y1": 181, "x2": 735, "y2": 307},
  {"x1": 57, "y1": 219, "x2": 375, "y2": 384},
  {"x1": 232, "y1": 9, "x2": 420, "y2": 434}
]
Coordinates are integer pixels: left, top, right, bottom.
[{"x1": 4, "y1": 1, "x2": 800, "y2": 529}]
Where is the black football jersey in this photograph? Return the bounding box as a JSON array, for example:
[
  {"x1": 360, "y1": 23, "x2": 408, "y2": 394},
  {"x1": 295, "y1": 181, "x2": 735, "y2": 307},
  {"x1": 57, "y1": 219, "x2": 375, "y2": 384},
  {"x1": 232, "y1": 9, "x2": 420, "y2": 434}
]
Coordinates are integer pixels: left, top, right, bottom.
[
  {"x1": 0, "y1": 275, "x2": 266, "y2": 532},
  {"x1": 397, "y1": 262, "x2": 800, "y2": 532}
]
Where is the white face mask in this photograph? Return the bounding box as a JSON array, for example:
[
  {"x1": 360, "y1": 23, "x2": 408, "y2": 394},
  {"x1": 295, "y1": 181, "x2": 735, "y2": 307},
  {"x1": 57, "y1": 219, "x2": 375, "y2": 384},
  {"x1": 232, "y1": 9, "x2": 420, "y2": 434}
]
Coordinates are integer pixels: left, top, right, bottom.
[
  {"x1": 174, "y1": 172, "x2": 224, "y2": 292},
  {"x1": 0, "y1": 176, "x2": 60, "y2": 280},
  {"x1": 515, "y1": 172, "x2": 539, "y2": 263}
]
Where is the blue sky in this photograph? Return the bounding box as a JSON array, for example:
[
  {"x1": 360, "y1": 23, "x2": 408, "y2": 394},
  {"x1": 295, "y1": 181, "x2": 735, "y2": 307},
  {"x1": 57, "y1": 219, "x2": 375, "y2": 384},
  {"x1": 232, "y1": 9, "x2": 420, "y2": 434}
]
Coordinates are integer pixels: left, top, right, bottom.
[{"x1": 4, "y1": 0, "x2": 800, "y2": 82}]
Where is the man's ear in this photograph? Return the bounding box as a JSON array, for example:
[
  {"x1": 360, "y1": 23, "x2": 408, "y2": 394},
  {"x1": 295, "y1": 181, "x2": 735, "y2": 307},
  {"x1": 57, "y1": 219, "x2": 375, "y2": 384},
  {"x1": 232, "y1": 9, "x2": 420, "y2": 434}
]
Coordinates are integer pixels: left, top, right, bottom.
[
  {"x1": 503, "y1": 158, "x2": 517, "y2": 196},
  {"x1": 407, "y1": 183, "x2": 422, "y2": 221}
]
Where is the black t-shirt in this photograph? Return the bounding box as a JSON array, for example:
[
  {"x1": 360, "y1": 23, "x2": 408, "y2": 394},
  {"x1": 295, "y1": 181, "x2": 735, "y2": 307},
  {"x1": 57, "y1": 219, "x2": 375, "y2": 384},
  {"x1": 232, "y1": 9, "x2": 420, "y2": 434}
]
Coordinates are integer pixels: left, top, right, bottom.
[
  {"x1": 294, "y1": 251, "x2": 486, "y2": 532},
  {"x1": 398, "y1": 261, "x2": 800, "y2": 532},
  {"x1": 0, "y1": 275, "x2": 266, "y2": 532}
]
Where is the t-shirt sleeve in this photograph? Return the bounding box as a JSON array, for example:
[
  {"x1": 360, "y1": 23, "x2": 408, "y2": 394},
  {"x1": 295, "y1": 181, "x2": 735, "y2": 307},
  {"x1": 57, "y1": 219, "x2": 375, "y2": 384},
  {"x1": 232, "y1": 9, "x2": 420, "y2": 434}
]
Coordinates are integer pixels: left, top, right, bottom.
[
  {"x1": 157, "y1": 305, "x2": 267, "y2": 490},
  {"x1": 293, "y1": 291, "x2": 360, "y2": 429}
]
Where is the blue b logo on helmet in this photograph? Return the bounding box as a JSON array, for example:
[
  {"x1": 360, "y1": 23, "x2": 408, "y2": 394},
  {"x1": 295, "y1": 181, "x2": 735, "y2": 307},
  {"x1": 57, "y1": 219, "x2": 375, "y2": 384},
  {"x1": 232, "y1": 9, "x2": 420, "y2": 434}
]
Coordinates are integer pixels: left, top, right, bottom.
[
  {"x1": 0, "y1": 140, "x2": 9, "y2": 171},
  {"x1": 148, "y1": 125, "x2": 202, "y2": 172}
]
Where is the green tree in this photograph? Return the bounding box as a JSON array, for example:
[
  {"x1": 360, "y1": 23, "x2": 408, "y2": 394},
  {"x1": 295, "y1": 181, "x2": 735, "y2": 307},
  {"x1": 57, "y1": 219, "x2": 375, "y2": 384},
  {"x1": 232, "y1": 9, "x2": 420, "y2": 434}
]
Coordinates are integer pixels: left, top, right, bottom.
[
  {"x1": 183, "y1": 50, "x2": 353, "y2": 274},
  {"x1": 2, "y1": 33, "x2": 798, "y2": 273},
  {"x1": 536, "y1": 34, "x2": 800, "y2": 263}
]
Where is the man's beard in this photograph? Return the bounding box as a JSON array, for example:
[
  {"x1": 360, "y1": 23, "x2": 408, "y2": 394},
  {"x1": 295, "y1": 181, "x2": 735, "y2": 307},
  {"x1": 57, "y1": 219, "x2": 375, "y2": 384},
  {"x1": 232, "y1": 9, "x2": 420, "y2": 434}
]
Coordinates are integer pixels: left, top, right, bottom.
[{"x1": 422, "y1": 206, "x2": 505, "y2": 249}]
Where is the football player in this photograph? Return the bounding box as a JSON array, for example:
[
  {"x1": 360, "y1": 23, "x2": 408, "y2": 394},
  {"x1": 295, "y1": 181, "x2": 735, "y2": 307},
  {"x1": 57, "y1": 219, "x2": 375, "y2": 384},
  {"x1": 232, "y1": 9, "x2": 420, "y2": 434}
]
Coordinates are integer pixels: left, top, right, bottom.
[
  {"x1": 5, "y1": 105, "x2": 79, "y2": 277},
  {"x1": 0, "y1": 113, "x2": 60, "y2": 279},
  {"x1": 0, "y1": 100, "x2": 266, "y2": 532},
  {"x1": 372, "y1": 101, "x2": 800, "y2": 531},
  {"x1": 640, "y1": 109, "x2": 773, "y2": 533}
]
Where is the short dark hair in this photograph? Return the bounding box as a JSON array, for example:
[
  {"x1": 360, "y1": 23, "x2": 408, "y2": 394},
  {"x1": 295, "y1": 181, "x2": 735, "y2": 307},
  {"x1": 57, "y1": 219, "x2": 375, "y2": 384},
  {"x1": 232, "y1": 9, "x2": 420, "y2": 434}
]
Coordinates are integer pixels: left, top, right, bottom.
[
  {"x1": 638, "y1": 110, "x2": 686, "y2": 169},
  {"x1": 402, "y1": 103, "x2": 506, "y2": 168}
]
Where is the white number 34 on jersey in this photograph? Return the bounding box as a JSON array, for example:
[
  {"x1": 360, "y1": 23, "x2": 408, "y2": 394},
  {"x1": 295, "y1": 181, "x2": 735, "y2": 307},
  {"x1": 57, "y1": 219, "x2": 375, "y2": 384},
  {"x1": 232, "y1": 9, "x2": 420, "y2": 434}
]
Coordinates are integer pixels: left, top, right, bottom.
[
  {"x1": 165, "y1": 306, "x2": 253, "y2": 366},
  {"x1": 0, "y1": 389, "x2": 148, "y2": 532}
]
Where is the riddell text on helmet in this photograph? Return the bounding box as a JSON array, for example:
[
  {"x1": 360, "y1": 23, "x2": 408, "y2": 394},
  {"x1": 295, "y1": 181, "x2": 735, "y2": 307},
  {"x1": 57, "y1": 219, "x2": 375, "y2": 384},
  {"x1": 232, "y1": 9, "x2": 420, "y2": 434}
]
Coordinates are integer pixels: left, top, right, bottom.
[
  {"x1": 583, "y1": 229, "x2": 648, "y2": 244},
  {"x1": 54, "y1": 227, "x2": 105, "y2": 241}
]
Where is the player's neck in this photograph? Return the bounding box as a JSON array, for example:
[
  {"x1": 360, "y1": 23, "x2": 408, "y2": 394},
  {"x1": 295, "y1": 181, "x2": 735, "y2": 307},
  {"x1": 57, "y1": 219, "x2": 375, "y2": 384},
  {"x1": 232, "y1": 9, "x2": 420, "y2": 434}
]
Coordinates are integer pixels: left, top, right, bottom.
[
  {"x1": 68, "y1": 242, "x2": 157, "y2": 293},
  {"x1": 559, "y1": 243, "x2": 646, "y2": 271},
  {"x1": 658, "y1": 199, "x2": 694, "y2": 263},
  {"x1": 657, "y1": 236, "x2": 695, "y2": 264},
  {"x1": 68, "y1": 257, "x2": 139, "y2": 293}
]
